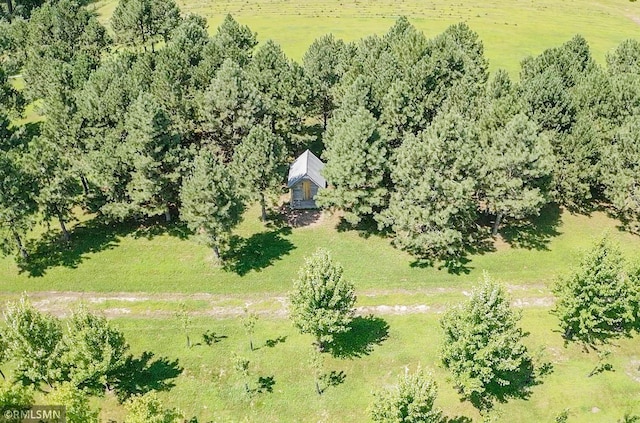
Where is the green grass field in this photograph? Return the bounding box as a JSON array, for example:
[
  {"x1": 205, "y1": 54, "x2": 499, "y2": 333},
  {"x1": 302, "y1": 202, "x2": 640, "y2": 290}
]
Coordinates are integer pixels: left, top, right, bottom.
[
  {"x1": 92, "y1": 0, "x2": 640, "y2": 75},
  {"x1": 1, "y1": 204, "x2": 639, "y2": 296},
  {"x1": 75, "y1": 311, "x2": 639, "y2": 422}
]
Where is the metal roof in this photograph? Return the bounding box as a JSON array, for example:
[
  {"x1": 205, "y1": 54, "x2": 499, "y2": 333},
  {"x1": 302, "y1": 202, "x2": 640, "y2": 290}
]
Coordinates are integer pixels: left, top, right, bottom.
[{"x1": 287, "y1": 149, "x2": 327, "y2": 189}]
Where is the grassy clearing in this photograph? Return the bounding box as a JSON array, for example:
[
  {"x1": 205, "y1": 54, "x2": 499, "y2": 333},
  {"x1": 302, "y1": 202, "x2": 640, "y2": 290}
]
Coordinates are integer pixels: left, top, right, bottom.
[
  {"x1": 92, "y1": 0, "x2": 640, "y2": 75},
  {"x1": 76, "y1": 310, "x2": 640, "y2": 422},
  {"x1": 1, "y1": 204, "x2": 639, "y2": 296}
]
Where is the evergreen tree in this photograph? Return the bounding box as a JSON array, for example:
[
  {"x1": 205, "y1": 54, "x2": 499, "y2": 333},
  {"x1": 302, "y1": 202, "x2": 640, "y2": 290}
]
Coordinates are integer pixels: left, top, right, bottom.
[
  {"x1": 248, "y1": 40, "x2": 308, "y2": 149},
  {"x1": 601, "y1": 116, "x2": 640, "y2": 228},
  {"x1": 440, "y1": 273, "x2": 535, "y2": 411},
  {"x1": 378, "y1": 112, "x2": 478, "y2": 261},
  {"x1": 289, "y1": 248, "x2": 356, "y2": 351},
  {"x1": 303, "y1": 34, "x2": 345, "y2": 129},
  {"x1": 607, "y1": 39, "x2": 640, "y2": 75},
  {"x1": 231, "y1": 124, "x2": 286, "y2": 222},
  {"x1": 199, "y1": 58, "x2": 263, "y2": 155},
  {"x1": 479, "y1": 113, "x2": 553, "y2": 235},
  {"x1": 552, "y1": 236, "x2": 637, "y2": 345},
  {"x1": 179, "y1": 147, "x2": 245, "y2": 261},
  {"x1": 316, "y1": 107, "x2": 388, "y2": 225},
  {"x1": 0, "y1": 151, "x2": 38, "y2": 259},
  {"x1": 123, "y1": 92, "x2": 182, "y2": 221},
  {"x1": 111, "y1": 0, "x2": 181, "y2": 51}
]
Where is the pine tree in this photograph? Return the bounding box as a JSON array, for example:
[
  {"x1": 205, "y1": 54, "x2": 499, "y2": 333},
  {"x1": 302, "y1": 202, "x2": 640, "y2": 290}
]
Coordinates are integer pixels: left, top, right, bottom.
[
  {"x1": 316, "y1": 107, "x2": 388, "y2": 225},
  {"x1": 124, "y1": 92, "x2": 182, "y2": 221},
  {"x1": 478, "y1": 113, "x2": 553, "y2": 235},
  {"x1": 199, "y1": 58, "x2": 264, "y2": 155},
  {"x1": 111, "y1": 0, "x2": 181, "y2": 51},
  {"x1": 179, "y1": 147, "x2": 245, "y2": 261},
  {"x1": 552, "y1": 236, "x2": 637, "y2": 346},
  {"x1": 231, "y1": 124, "x2": 286, "y2": 222},
  {"x1": 378, "y1": 112, "x2": 479, "y2": 261},
  {"x1": 0, "y1": 151, "x2": 38, "y2": 259},
  {"x1": 303, "y1": 34, "x2": 346, "y2": 129}
]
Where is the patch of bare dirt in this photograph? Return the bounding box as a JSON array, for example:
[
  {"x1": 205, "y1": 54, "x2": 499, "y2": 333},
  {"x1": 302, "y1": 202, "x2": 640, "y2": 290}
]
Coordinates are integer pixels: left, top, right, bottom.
[
  {"x1": 1, "y1": 289, "x2": 556, "y2": 319},
  {"x1": 625, "y1": 359, "x2": 640, "y2": 383}
]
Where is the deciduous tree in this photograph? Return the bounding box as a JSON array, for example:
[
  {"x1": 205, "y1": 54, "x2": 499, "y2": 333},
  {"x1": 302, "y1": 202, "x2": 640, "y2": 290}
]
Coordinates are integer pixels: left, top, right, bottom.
[
  {"x1": 289, "y1": 249, "x2": 356, "y2": 350},
  {"x1": 370, "y1": 367, "x2": 443, "y2": 423},
  {"x1": 440, "y1": 273, "x2": 535, "y2": 411}
]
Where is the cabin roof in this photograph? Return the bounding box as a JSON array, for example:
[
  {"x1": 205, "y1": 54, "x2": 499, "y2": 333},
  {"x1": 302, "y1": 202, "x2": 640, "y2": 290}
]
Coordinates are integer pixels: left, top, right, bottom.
[{"x1": 287, "y1": 149, "x2": 327, "y2": 189}]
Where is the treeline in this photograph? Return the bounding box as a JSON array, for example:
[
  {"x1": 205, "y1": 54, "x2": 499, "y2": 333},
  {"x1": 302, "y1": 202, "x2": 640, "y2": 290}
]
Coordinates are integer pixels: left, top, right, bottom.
[{"x1": 1, "y1": 0, "x2": 640, "y2": 264}]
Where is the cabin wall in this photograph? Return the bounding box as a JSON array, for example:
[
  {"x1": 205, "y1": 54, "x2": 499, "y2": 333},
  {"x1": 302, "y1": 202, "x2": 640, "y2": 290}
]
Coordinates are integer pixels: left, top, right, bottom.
[{"x1": 290, "y1": 179, "x2": 321, "y2": 209}]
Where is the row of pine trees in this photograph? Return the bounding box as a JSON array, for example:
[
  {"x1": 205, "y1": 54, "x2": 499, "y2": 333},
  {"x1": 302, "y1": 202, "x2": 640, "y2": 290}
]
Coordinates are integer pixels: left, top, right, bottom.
[{"x1": 1, "y1": 0, "x2": 640, "y2": 264}]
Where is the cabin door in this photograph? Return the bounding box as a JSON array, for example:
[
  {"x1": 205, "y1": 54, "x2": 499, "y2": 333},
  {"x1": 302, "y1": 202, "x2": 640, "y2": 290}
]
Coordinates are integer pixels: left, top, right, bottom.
[{"x1": 302, "y1": 180, "x2": 312, "y2": 200}]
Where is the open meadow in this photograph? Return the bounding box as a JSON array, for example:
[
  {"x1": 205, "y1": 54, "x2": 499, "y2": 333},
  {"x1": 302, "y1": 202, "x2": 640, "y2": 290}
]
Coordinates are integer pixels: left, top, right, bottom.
[{"x1": 92, "y1": 0, "x2": 640, "y2": 75}]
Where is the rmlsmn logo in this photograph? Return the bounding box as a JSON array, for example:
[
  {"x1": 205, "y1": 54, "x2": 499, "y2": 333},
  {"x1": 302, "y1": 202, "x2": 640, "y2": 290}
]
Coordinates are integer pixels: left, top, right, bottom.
[{"x1": 1, "y1": 406, "x2": 66, "y2": 423}]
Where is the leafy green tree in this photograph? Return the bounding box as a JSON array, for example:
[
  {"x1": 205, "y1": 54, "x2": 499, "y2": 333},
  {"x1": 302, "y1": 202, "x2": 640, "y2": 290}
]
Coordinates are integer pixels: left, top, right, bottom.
[
  {"x1": 111, "y1": 0, "x2": 181, "y2": 51},
  {"x1": 316, "y1": 107, "x2": 388, "y2": 225},
  {"x1": 0, "y1": 379, "x2": 33, "y2": 410},
  {"x1": 231, "y1": 124, "x2": 286, "y2": 222},
  {"x1": 370, "y1": 368, "x2": 443, "y2": 423},
  {"x1": 378, "y1": 112, "x2": 478, "y2": 261},
  {"x1": 61, "y1": 306, "x2": 129, "y2": 394},
  {"x1": 440, "y1": 273, "x2": 535, "y2": 411},
  {"x1": 478, "y1": 113, "x2": 553, "y2": 235},
  {"x1": 179, "y1": 147, "x2": 245, "y2": 261},
  {"x1": 231, "y1": 352, "x2": 251, "y2": 394},
  {"x1": 3, "y1": 297, "x2": 65, "y2": 387},
  {"x1": 124, "y1": 392, "x2": 183, "y2": 423},
  {"x1": 289, "y1": 248, "x2": 356, "y2": 351},
  {"x1": 0, "y1": 152, "x2": 38, "y2": 259},
  {"x1": 122, "y1": 92, "x2": 182, "y2": 221},
  {"x1": 303, "y1": 34, "x2": 346, "y2": 128},
  {"x1": 47, "y1": 382, "x2": 99, "y2": 423},
  {"x1": 199, "y1": 58, "x2": 264, "y2": 155},
  {"x1": 552, "y1": 236, "x2": 637, "y2": 346}
]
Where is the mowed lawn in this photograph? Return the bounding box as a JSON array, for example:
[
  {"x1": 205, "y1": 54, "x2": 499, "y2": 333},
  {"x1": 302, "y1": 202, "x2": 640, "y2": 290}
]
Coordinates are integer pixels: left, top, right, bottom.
[
  {"x1": 82, "y1": 311, "x2": 640, "y2": 422},
  {"x1": 92, "y1": 0, "x2": 640, "y2": 75},
  {"x1": 1, "y1": 204, "x2": 640, "y2": 295}
]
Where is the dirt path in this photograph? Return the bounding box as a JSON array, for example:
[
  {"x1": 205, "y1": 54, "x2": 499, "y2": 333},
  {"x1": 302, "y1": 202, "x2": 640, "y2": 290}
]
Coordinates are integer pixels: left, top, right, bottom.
[{"x1": 2, "y1": 286, "x2": 555, "y2": 319}]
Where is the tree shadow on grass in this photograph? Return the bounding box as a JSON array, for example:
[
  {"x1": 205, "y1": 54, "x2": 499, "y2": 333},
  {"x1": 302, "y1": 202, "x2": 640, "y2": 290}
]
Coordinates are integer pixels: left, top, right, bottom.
[
  {"x1": 409, "y1": 234, "x2": 496, "y2": 275},
  {"x1": 468, "y1": 356, "x2": 545, "y2": 411},
  {"x1": 18, "y1": 215, "x2": 193, "y2": 277},
  {"x1": 328, "y1": 315, "x2": 389, "y2": 359},
  {"x1": 223, "y1": 227, "x2": 295, "y2": 276},
  {"x1": 110, "y1": 351, "x2": 183, "y2": 403},
  {"x1": 317, "y1": 370, "x2": 346, "y2": 394},
  {"x1": 335, "y1": 215, "x2": 390, "y2": 239},
  {"x1": 500, "y1": 204, "x2": 562, "y2": 251},
  {"x1": 264, "y1": 336, "x2": 287, "y2": 348}
]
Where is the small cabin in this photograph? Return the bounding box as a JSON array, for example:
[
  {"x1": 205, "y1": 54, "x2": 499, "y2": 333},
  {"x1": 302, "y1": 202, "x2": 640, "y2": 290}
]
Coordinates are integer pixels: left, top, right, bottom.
[{"x1": 287, "y1": 150, "x2": 327, "y2": 209}]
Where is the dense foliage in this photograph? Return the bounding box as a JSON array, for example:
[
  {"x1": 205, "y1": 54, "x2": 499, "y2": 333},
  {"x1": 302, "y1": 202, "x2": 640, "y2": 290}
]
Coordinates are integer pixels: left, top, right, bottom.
[
  {"x1": 552, "y1": 236, "x2": 639, "y2": 346},
  {"x1": 440, "y1": 273, "x2": 536, "y2": 411},
  {"x1": 0, "y1": 0, "x2": 639, "y2": 266},
  {"x1": 289, "y1": 248, "x2": 356, "y2": 350}
]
